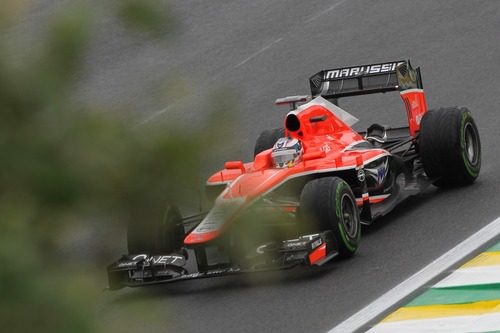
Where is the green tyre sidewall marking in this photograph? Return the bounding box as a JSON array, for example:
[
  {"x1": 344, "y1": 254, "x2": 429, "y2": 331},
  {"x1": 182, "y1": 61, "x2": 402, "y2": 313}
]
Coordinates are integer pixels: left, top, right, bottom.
[
  {"x1": 335, "y1": 181, "x2": 344, "y2": 219},
  {"x1": 460, "y1": 111, "x2": 480, "y2": 178},
  {"x1": 335, "y1": 181, "x2": 357, "y2": 252}
]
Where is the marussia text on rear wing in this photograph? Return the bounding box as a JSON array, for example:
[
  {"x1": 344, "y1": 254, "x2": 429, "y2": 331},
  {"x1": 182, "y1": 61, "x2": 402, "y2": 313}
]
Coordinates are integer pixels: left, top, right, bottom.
[
  {"x1": 309, "y1": 59, "x2": 426, "y2": 136},
  {"x1": 309, "y1": 59, "x2": 423, "y2": 100}
]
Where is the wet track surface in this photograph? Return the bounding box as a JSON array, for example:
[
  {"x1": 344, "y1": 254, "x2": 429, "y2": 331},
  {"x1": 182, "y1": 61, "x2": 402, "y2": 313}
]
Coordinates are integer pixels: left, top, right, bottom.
[{"x1": 12, "y1": 0, "x2": 500, "y2": 332}]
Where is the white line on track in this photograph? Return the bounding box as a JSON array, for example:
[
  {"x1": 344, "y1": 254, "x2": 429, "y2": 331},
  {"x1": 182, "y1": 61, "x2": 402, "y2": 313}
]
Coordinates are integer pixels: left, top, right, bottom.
[
  {"x1": 234, "y1": 38, "x2": 283, "y2": 69},
  {"x1": 234, "y1": 0, "x2": 348, "y2": 69},
  {"x1": 138, "y1": 0, "x2": 349, "y2": 125},
  {"x1": 328, "y1": 216, "x2": 500, "y2": 333},
  {"x1": 135, "y1": 103, "x2": 177, "y2": 127},
  {"x1": 304, "y1": 0, "x2": 348, "y2": 24}
]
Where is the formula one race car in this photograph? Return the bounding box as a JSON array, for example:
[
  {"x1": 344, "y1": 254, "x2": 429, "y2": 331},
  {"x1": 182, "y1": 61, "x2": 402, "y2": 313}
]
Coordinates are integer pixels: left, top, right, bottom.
[{"x1": 108, "y1": 60, "x2": 481, "y2": 289}]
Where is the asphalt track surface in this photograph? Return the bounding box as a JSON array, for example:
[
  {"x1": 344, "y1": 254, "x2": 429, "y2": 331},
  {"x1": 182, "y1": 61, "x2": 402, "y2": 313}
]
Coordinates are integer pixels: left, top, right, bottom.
[{"x1": 12, "y1": 1, "x2": 500, "y2": 332}]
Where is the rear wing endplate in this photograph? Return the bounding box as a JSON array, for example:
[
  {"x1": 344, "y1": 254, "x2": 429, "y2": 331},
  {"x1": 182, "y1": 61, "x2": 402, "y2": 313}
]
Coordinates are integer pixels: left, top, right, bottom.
[{"x1": 309, "y1": 59, "x2": 423, "y2": 100}]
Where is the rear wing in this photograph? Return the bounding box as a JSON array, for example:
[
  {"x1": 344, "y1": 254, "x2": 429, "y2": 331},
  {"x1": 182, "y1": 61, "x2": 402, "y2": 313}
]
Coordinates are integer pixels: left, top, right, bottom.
[{"x1": 309, "y1": 60, "x2": 423, "y2": 100}]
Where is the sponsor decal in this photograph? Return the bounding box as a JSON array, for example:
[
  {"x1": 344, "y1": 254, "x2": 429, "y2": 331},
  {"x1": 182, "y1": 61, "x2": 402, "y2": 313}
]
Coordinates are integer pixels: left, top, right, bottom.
[
  {"x1": 117, "y1": 262, "x2": 136, "y2": 268},
  {"x1": 132, "y1": 254, "x2": 185, "y2": 266},
  {"x1": 311, "y1": 238, "x2": 323, "y2": 250},
  {"x1": 273, "y1": 138, "x2": 301, "y2": 152},
  {"x1": 256, "y1": 245, "x2": 267, "y2": 254},
  {"x1": 415, "y1": 114, "x2": 423, "y2": 125},
  {"x1": 322, "y1": 144, "x2": 331, "y2": 153},
  {"x1": 256, "y1": 242, "x2": 278, "y2": 254},
  {"x1": 325, "y1": 61, "x2": 405, "y2": 79},
  {"x1": 357, "y1": 169, "x2": 366, "y2": 182},
  {"x1": 281, "y1": 234, "x2": 324, "y2": 253},
  {"x1": 377, "y1": 168, "x2": 385, "y2": 183},
  {"x1": 285, "y1": 241, "x2": 307, "y2": 248},
  {"x1": 365, "y1": 157, "x2": 388, "y2": 185}
]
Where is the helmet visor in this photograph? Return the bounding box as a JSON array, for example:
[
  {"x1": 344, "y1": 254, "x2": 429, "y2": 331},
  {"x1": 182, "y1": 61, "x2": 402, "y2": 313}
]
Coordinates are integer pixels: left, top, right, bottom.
[{"x1": 272, "y1": 149, "x2": 300, "y2": 168}]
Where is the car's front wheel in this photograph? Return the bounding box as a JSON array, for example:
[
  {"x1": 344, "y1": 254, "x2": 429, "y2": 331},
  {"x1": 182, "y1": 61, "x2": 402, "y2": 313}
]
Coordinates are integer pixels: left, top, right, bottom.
[
  {"x1": 299, "y1": 177, "x2": 361, "y2": 258},
  {"x1": 127, "y1": 205, "x2": 184, "y2": 254}
]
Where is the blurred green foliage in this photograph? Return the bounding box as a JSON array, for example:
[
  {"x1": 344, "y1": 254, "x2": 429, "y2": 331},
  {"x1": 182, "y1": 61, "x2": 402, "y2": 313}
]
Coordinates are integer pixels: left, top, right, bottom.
[
  {"x1": 119, "y1": 0, "x2": 177, "y2": 37},
  {"x1": 0, "y1": 1, "x2": 225, "y2": 332}
]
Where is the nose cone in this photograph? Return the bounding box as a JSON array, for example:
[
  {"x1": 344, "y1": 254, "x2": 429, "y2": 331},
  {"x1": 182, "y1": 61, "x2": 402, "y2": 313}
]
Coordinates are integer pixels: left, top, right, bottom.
[
  {"x1": 185, "y1": 168, "x2": 290, "y2": 245},
  {"x1": 183, "y1": 229, "x2": 221, "y2": 245},
  {"x1": 184, "y1": 197, "x2": 244, "y2": 245}
]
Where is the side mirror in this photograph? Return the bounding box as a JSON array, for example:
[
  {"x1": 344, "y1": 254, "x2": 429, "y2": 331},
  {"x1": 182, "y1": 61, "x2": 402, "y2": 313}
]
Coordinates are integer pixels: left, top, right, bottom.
[
  {"x1": 253, "y1": 150, "x2": 272, "y2": 171},
  {"x1": 303, "y1": 151, "x2": 326, "y2": 161},
  {"x1": 224, "y1": 161, "x2": 246, "y2": 173}
]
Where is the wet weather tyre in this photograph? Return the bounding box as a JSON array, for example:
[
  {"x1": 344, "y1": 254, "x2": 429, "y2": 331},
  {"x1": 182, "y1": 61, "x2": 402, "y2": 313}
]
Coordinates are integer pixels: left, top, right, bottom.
[
  {"x1": 300, "y1": 177, "x2": 361, "y2": 258},
  {"x1": 254, "y1": 128, "x2": 285, "y2": 157},
  {"x1": 419, "y1": 107, "x2": 481, "y2": 187},
  {"x1": 127, "y1": 205, "x2": 184, "y2": 254}
]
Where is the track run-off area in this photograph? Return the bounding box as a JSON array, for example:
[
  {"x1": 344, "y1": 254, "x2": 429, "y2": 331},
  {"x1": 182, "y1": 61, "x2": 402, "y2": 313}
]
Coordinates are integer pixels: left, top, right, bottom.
[{"x1": 331, "y1": 217, "x2": 500, "y2": 332}]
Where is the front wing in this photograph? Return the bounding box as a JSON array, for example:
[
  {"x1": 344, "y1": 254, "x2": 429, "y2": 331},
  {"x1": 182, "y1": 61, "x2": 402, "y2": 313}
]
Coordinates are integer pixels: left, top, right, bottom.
[{"x1": 107, "y1": 230, "x2": 337, "y2": 289}]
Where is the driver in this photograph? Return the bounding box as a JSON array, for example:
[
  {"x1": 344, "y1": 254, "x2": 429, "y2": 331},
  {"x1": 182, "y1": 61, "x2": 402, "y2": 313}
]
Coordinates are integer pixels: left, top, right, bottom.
[{"x1": 271, "y1": 137, "x2": 303, "y2": 168}]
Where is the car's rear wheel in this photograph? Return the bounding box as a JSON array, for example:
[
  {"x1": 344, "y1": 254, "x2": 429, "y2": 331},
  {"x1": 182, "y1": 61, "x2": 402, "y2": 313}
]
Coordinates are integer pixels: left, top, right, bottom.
[
  {"x1": 254, "y1": 128, "x2": 285, "y2": 157},
  {"x1": 127, "y1": 205, "x2": 185, "y2": 254},
  {"x1": 418, "y1": 107, "x2": 481, "y2": 187},
  {"x1": 299, "y1": 177, "x2": 361, "y2": 258}
]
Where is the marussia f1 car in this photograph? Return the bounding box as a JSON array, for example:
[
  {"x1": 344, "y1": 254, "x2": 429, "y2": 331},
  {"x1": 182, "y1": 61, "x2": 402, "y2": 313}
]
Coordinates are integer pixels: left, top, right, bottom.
[{"x1": 108, "y1": 59, "x2": 481, "y2": 289}]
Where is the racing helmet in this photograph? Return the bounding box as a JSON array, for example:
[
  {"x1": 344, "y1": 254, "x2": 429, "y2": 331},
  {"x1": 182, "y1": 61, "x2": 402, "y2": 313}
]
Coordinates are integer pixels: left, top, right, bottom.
[{"x1": 271, "y1": 137, "x2": 303, "y2": 168}]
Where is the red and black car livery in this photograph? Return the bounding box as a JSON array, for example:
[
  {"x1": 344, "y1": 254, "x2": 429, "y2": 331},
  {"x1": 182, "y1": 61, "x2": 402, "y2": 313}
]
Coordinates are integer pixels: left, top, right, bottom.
[{"x1": 108, "y1": 60, "x2": 481, "y2": 289}]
